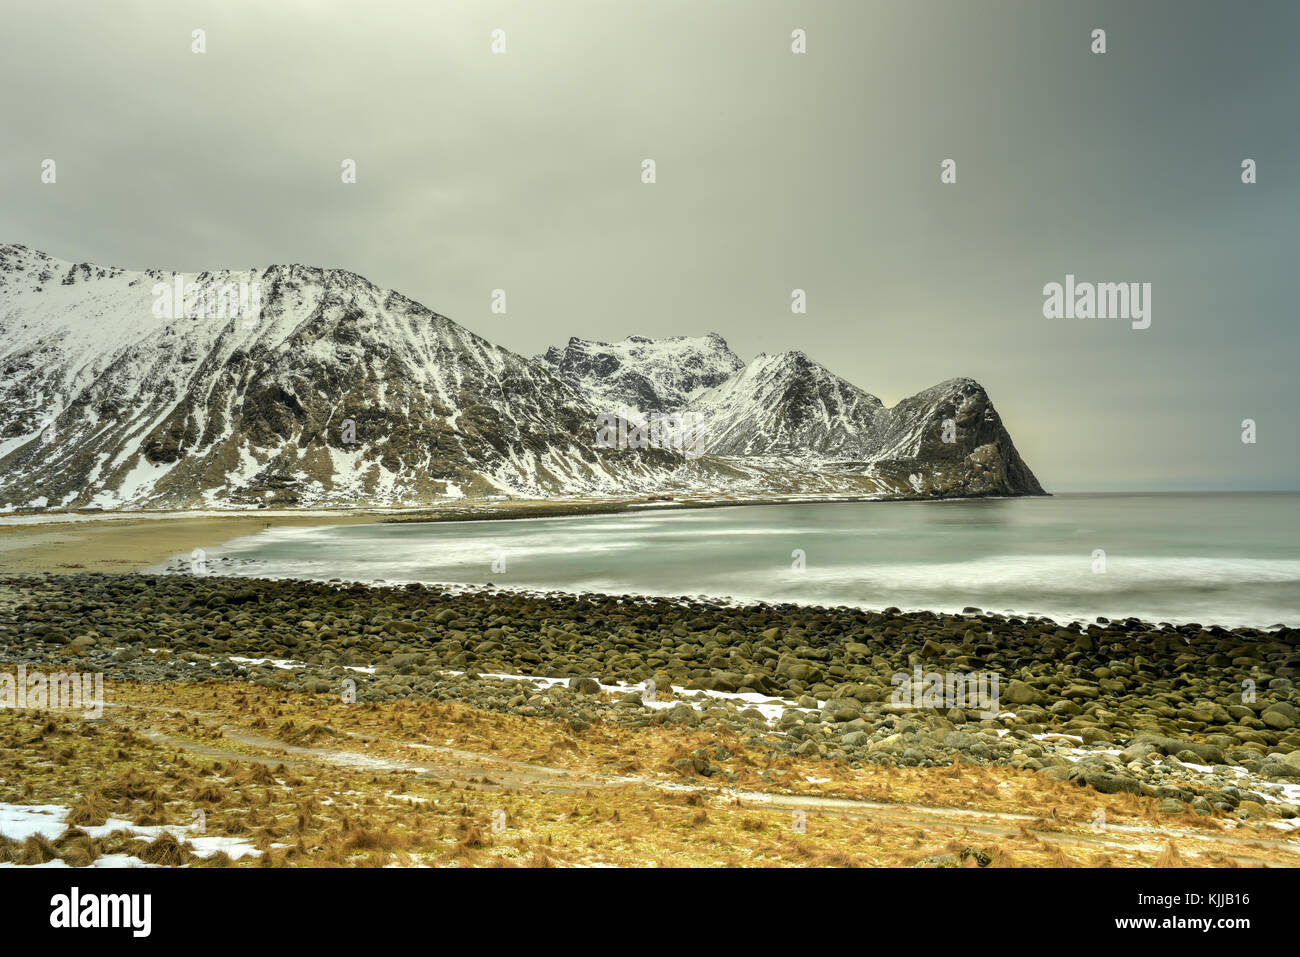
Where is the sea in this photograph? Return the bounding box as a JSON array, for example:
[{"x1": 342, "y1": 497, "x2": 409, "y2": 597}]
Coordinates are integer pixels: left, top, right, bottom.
[{"x1": 176, "y1": 492, "x2": 1300, "y2": 630}]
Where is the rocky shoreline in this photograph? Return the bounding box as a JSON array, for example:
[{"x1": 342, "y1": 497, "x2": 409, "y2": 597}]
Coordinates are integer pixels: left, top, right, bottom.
[{"x1": 3, "y1": 572, "x2": 1299, "y2": 827}]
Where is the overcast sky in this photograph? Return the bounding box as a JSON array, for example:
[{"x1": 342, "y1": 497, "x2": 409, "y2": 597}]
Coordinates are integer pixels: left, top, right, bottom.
[{"x1": 2, "y1": 0, "x2": 1296, "y2": 492}]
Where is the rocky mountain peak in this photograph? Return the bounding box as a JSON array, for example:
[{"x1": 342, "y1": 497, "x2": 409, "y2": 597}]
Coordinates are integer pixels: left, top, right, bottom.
[{"x1": 536, "y1": 332, "x2": 745, "y2": 416}]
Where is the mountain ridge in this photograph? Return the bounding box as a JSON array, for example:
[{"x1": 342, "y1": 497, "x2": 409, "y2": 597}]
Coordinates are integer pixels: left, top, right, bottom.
[{"x1": 0, "y1": 245, "x2": 1046, "y2": 509}]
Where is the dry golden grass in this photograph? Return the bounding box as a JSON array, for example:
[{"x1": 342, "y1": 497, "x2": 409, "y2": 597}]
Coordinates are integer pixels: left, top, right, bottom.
[{"x1": 0, "y1": 672, "x2": 1296, "y2": 867}]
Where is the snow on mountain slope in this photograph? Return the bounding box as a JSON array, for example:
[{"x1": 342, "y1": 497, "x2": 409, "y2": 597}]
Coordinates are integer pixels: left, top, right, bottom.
[
  {"x1": 533, "y1": 332, "x2": 1044, "y2": 497},
  {"x1": 0, "y1": 245, "x2": 683, "y2": 509},
  {"x1": 685, "y1": 351, "x2": 1044, "y2": 496},
  {"x1": 536, "y1": 332, "x2": 743, "y2": 416},
  {"x1": 0, "y1": 245, "x2": 1045, "y2": 510},
  {"x1": 692, "y1": 351, "x2": 885, "y2": 456}
]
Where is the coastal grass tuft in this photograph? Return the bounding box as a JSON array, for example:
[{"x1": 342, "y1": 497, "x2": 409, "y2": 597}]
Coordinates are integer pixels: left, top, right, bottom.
[{"x1": 66, "y1": 789, "x2": 111, "y2": 826}]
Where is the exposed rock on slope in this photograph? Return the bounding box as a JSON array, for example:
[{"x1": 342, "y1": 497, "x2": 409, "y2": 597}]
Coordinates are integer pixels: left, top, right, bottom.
[
  {"x1": 689, "y1": 351, "x2": 886, "y2": 457},
  {"x1": 0, "y1": 245, "x2": 1045, "y2": 509},
  {"x1": 536, "y1": 332, "x2": 744, "y2": 415},
  {"x1": 0, "y1": 245, "x2": 679, "y2": 509},
  {"x1": 542, "y1": 336, "x2": 1046, "y2": 498}
]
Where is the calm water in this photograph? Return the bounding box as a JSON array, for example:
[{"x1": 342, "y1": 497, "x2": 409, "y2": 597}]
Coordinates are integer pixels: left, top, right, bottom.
[{"x1": 180, "y1": 493, "x2": 1300, "y2": 629}]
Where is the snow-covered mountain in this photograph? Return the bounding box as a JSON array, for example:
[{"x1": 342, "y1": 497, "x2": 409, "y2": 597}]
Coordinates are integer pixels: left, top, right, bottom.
[
  {"x1": 692, "y1": 351, "x2": 1043, "y2": 492},
  {"x1": 0, "y1": 245, "x2": 682, "y2": 509},
  {"x1": 690, "y1": 351, "x2": 886, "y2": 457},
  {"x1": 537, "y1": 334, "x2": 1045, "y2": 498},
  {"x1": 536, "y1": 333, "x2": 743, "y2": 416},
  {"x1": 0, "y1": 245, "x2": 1045, "y2": 510}
]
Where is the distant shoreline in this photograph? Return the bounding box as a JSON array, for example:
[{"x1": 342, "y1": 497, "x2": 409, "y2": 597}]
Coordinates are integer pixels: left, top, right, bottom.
[
  {"x1": 0, "y1": 490, "x2": 1036, "y2": 574},
  {"x1": 0, "y1": 487, "x2": 1049, "y2": 527},
  {"x1": 15, "y1": 488, "x2": 1300, "y2": 532}
]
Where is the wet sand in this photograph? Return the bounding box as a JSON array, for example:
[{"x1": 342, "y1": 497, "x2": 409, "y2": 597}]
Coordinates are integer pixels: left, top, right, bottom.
[{"x1": 0, "y1": 513, "x2": 380, "y2": 575}]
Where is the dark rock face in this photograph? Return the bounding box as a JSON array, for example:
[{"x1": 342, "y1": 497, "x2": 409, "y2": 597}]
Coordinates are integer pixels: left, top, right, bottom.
[{"x1": 865, "y1": 377, "x2": 1046, "y2": 497}]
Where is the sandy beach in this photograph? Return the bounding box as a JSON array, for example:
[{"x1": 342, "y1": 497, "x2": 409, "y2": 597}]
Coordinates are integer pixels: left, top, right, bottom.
[{"x1": 0, "y1": 512, "x2": 381, "y2": 575}]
